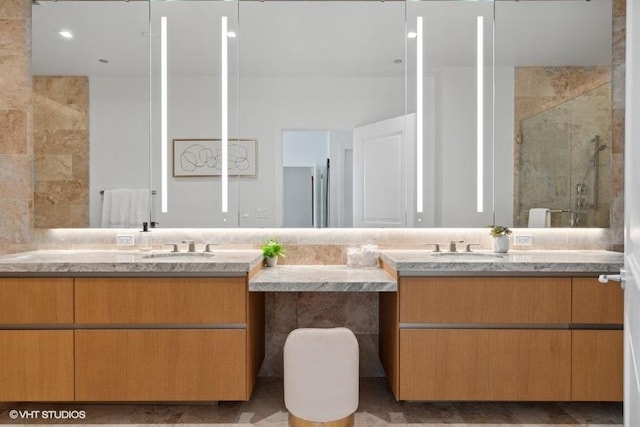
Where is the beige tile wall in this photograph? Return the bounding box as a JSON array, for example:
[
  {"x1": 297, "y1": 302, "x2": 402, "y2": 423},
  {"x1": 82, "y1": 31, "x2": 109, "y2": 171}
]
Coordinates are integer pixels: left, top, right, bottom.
[
  {"x1": 611, "y1": 0, "x2": 626, "y2": 252},
  {"x1": 33, "y1": 76, "x2": 89, "y2": 228},
  {"x1": 513, "y1": 68, "x2": 612, "y2": 228},
  {"x1": 0, "y1": 0, "x2": 31, "y2": 255}
]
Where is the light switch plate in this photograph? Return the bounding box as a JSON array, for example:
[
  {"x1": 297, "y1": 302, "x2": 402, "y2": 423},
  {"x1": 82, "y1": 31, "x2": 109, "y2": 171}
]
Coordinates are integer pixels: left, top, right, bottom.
[
  {"x1": 514, "y1": 234, "x2": 533, "y2": 246},
  {"x1": 116, "y1": 234, "x2": 135, "y2": 246}
]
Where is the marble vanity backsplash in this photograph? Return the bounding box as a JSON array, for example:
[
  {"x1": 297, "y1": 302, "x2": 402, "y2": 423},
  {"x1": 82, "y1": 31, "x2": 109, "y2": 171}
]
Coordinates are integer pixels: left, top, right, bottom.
[{"x1": 13, "y1": 227, "x2": 615, "y2": 262}]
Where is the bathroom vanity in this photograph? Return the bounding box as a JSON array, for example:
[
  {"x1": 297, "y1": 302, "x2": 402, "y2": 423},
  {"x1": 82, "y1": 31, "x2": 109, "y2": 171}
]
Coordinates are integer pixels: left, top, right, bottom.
[
  {"x1": 0, "y1": 249, "x2": 623, "y2": 403},
  {"x1": 378, "y1": 250, "x2": 624, "y2": 402},
  {"x1": 0, "y1": 250, "x2": 264, "y2": 402}
]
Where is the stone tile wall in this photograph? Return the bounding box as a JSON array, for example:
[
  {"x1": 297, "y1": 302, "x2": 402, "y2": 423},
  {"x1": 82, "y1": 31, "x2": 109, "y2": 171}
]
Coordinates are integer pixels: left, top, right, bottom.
[
  {"x1": 611, "y1": 0, "x2": 626, "y2": 252},
  {"x1": 0, "y1": 0, "x2": 31, "y2": 255},
  {"x1": 513, "y1": 67, "x2": 612, "y2": 228},
  {"x1": 33, "y1": 76, "x2": 89, "y2": 228}
]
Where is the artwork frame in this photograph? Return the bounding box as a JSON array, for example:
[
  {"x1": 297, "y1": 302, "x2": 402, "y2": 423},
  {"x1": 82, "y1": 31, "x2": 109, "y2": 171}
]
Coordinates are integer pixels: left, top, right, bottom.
[{"x1": 173, "y1": 138, "x2": 258, "y2": 177}]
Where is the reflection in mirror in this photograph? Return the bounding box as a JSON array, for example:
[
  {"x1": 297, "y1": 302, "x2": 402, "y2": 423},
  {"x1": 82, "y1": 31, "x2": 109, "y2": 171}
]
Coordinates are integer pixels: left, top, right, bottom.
[
  {"x1": 150, "y1": 0, "x2": 240, "y2": 228},
  {"x1": 494, "y1": 0, "x2": 612, "y2": 228},
  {"x1": 238, "y1": 0, "x2": 496, "y2": 228},
  {"x1": 237, "y1": 1, "x2": 407, "y2": 228},
  {"x1": 406, "y1": 0, "x2": 495, "y2": 227},
  {"x1": 31, "y1": 0, "x2": 615, "y2": 230},
  {"x1": 519, "y1": 81, "x2": 611, "y2": 227},
  {"x1": 32, "y1": 0, "x2": 151, "y2": 228}
]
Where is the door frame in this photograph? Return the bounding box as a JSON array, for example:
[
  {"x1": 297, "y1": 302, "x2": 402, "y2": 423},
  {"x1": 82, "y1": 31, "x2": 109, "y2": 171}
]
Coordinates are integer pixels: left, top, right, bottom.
[{"x1": 274, "y1": 121, "x2": 352, "y2": 227}]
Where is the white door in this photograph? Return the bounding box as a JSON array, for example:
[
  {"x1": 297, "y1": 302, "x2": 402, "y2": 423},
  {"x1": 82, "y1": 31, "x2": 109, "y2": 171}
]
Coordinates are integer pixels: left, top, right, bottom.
[
  {"x1": 625, "y1": 3, "x2": 640, "y2": 425},
  {"x1": 352, "y1": 114, "x2": 415, "y2": 227}
]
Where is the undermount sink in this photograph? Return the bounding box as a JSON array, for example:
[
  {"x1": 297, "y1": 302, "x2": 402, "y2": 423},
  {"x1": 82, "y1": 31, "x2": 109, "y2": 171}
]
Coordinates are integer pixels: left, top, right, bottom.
[
  {"x1": 143, "y1": 252, "x2": 215, "y2": 259},
  {"x1": 429, "y1": 251, "x2": 505, "y2": 260}
]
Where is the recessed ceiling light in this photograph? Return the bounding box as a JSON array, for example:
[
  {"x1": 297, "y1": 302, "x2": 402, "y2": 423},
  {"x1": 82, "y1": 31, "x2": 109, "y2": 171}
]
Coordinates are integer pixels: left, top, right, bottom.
[
  {"x1": 407, "y1": 31, "x2": 417, "y2": 39},
  {"x1": 58, "y1": 30, "x2": 73, "y2": 39},
  {"x1": 227, "y1": 31, "x2": 237, "y2": 38},
  {"x1": 394, "y1": 59, "x2": 402, "y2": 64}
]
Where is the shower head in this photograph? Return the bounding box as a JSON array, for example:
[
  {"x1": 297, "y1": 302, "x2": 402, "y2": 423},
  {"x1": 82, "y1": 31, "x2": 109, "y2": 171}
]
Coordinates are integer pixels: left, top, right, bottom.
[{"x1": 597, "y1": 144, "x2": 607, "y2": 152}]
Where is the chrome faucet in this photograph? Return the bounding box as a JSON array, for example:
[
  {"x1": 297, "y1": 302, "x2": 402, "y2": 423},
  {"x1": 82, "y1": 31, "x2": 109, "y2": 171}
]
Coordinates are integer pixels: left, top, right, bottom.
[
  {"x1": 449, "y1": 240, "x2": 464, "y2": 252},
  {"x1": 427, "y1": 243, "x2": 441, "y2": 252},
  {"x1": 164, "y1": 243, "x2": 179, "y2": 252},
  {"x1": 182, "y1": 240, "x2": 196, "y2": 252},
  {"x1": 465, "y1": 243, "x2": 480, "y2": 252}
]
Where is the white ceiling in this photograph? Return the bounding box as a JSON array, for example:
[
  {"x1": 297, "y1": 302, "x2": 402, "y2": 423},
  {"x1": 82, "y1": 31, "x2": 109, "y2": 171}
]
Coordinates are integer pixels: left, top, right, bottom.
[{"x1": 31, "y1": 0, "x2": 613, "y2": 78}]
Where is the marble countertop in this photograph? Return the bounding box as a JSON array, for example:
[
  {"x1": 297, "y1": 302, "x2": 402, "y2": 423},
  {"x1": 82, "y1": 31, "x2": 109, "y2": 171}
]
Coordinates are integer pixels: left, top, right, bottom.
[
  {"x1": 379, "y1": 249, "x2": 624, "y2": 276},
  {"x1": 0, "y1": 249, "x2": 263, "y2": 276},
  {"x1": 249, "y1": 265, "x2": 397, "y2": 292},
  {"x1": 0, "y1": 249, "x2": 624, "y2": 281}
]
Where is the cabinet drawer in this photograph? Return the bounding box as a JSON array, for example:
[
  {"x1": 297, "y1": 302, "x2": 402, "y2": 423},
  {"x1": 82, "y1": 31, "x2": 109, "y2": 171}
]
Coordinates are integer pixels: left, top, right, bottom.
[
  {"x1": 399, "y1": 277, "x2": 571, "y2": 324},
  {"x1": 572, "y1": 330, "x2": 623, "y2": 401},
  {"x1": 399, "y1": 329, "x2": 571, "y2": 401},
  {"x1": 0, "y1": 330, "x2": 74, "y2": 401},
  {"x1": 572, "y1": 278, "x2": 623, "y2": 324},
  {"x1": 0, "y1": 278, "x2": 73, "y2": 324},
  {"x1": 75, "y1": 329, "x2": 247, "y2": 401},
  {"x1": 75, "y1": 277, "x2": 246, "y2": 324}
]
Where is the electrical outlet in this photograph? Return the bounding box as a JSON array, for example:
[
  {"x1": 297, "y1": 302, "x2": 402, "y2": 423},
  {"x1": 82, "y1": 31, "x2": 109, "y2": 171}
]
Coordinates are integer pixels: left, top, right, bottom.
[
  {"x1": 514, "y1": 234, "x2": 533, "y2": 246},
  {"x1": 116, "y1": 234, "x2": 135, "y2": 246}
]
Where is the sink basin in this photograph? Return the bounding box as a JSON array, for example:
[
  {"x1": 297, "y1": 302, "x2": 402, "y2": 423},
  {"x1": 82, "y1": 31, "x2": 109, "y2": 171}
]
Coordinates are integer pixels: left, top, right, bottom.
[
  {"x1": 143, "y1": 252, "x2": 215, "y2": 259},
  {"x1": 429, "y1": 252, "x2": 505, "y2": 260}
]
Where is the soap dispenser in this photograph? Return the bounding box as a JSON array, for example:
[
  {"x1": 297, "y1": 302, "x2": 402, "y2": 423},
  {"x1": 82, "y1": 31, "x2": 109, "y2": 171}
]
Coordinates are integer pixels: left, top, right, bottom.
[{"x1": 139, "y1": 222, "x2": 152, "y2": 251}]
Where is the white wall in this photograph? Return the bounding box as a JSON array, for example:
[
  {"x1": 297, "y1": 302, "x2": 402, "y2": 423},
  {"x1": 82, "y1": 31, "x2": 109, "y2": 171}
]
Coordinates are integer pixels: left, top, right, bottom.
[
  {"x1": 437, "y1": 67, "x2": 495, "y2": 227},
  {"x1": 89, "y1": 76, "x2": 150, "y2": 228},
  {"x1": 150, "y1": 76, "x2": 240, "y2": 228},
  {"x1": 407, "y1": 66, "x2": 514, "y2": 228},
  {"x1": 494, "y1": 67, "x2": 515, "y2": 227}
]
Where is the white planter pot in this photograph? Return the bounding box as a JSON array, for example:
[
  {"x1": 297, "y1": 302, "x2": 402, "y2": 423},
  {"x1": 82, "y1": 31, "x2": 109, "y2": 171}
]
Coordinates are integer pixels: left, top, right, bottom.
[
  {"x1": 265, "y1": 256, "x2": 278, "y2": 267},
  {"x1": 492, "y1": 235, "x2": 510, "y2": 253}
]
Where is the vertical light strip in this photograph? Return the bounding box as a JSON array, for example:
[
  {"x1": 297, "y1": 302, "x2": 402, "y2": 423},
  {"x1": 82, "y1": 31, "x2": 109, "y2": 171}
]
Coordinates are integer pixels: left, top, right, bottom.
[
  {"x1": 416, "y1": 16, "x2": 424, "y2": 213},
  {"x1": 221, "y1": 16, "x2": 229, "y2": 213},
  {"x1": 160, "y1": 16, "x2": 168, "y2": 213},
  {"x1": 476, "y1": 15, "x2": 484, "y2": 213}
]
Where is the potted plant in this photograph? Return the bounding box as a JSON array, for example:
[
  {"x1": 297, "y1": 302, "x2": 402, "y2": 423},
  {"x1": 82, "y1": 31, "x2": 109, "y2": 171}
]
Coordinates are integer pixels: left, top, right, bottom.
[
  {"x1": 489, "y1": 225, "x2": 512, "y2": 253},
  {"x1": 261, "y1": 239, "x2": 285, "y2": 267}
]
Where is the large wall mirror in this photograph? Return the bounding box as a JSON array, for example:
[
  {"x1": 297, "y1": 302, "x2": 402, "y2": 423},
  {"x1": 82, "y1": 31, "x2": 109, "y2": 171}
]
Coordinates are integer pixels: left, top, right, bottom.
[
  {"x1": 32, "y1": 0, "x2": 151, "y2": 228},
  {"x1": 149, "y1": 0, "x2": 240, "y2": 228},
  {"x1": 31, "y1": 0, "x2": 615, "y2": 229},
  {"x1": 495, "y1": 0, "x2": 613, "y2": 228}
]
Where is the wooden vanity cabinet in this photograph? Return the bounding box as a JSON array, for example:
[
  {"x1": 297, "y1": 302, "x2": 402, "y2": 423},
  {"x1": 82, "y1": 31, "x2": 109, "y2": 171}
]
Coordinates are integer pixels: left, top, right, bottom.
[
  {"x1": 0, "y1": 278, "x2": 74, "y2": 401},
  {"x1": 392, "y1": 277, "x2": 572, "y2": 401},
  {"x1": 571, "y1": 277, "x2": 623, "y2": 401},
  {"x1": 0, "y1": 274, "x2": 264, "y2": 403},
  {"x1": 400, "y1": 328, "x2": 571, "y2": 401},
  {"x1": 380, "y1": 274, "x2": 623, "y2": 402},
  {"x1": 75, "y1": 329, "x2": 247, "y2": 401},
  {"x1": 74, "y1": 276, "x2": 264, "y2": 402}
]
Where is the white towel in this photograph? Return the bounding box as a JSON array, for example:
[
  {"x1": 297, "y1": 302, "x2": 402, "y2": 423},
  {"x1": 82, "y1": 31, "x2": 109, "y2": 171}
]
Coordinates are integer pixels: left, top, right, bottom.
[
  {"x1": 528, "y1": 208, "x2": 551, "y2": 228},
  {"x1": 101, "y1": 189, "x2": 150, "y2": 228}
]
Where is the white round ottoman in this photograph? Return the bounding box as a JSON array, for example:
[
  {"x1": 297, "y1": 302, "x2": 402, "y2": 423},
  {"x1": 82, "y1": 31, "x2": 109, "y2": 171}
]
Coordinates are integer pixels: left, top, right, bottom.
[{"x1": 284, "y1": 327, "x2": 359, "y2": 427}]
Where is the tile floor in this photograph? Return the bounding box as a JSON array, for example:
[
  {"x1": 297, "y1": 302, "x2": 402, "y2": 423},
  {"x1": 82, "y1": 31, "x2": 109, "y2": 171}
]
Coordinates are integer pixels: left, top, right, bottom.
[{"x1": 0, "y1": 377, "x2": 623, "y2": 426}]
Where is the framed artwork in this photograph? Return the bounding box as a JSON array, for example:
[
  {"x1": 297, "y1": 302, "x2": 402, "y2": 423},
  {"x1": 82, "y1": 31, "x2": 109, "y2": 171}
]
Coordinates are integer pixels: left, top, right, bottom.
[{"x1": 173, "y1": 138, "x2": 257, "y2": 177}]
